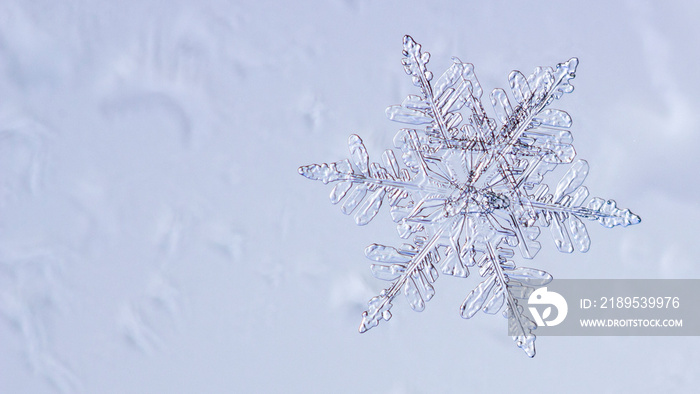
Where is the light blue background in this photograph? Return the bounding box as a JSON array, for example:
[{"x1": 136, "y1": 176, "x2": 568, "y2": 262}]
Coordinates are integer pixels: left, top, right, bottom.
[{"x1": 0, "y1": 1, "x2": 698, "y2": 393}]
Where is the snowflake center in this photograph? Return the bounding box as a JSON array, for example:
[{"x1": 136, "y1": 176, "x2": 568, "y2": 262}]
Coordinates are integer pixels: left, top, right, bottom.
[{"x1": 478, "y1": 191, "x2": 510, "y2": 213}]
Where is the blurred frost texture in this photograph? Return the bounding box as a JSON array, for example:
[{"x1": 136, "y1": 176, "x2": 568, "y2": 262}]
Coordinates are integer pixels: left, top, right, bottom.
[{"x1": 300, "y1": 35, "x2": 640, "y2": 357}]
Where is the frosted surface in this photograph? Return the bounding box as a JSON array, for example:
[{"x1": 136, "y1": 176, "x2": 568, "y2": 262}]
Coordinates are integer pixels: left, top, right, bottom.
[{"x1": 1, "y1": 0, "x2": 699, "y2": 392}]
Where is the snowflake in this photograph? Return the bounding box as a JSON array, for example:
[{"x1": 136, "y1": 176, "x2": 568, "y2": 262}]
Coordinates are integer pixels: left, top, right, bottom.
[{"x1": 299, "y1": 35, "x2": 640, "y2": 357}]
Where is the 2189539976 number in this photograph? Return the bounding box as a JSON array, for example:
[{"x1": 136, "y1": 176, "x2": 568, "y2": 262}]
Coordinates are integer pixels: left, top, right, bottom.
[{"x1": 599, "y1": 296, "x2": 680, "y2": 309}]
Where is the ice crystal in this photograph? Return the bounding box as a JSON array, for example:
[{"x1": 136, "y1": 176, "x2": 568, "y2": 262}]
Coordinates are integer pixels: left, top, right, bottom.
[{"x1": 299, "y1": 35, "x2": 640, "y2": 357}]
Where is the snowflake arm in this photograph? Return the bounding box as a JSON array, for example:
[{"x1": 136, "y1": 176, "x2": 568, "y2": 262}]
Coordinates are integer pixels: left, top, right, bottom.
[
  {"x1": 386, "y1": 35, "x2": 481, "y2": 147},
  {"x1": 459, "y1": 239, "x2": 551, "y2": 357},
  {"x1": 359, "y1": 225, "x2": 446, "y2": 332}
]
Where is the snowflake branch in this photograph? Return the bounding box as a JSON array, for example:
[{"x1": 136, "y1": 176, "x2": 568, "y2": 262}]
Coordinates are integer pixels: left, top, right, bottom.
[
  {"x1": 485, "y1": 242, "x2": 536, "y2": 357},
  {"x1": 359, "y1": 225, "x2": 446, "y2": 333}
]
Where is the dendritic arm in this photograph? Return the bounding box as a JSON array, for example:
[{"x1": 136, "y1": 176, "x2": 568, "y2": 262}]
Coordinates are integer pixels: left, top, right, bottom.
[
  {"x1": 468, "y1": 58, "x2": 579, "y2": 189},
  {"x1": 359, "y1": 226, "x2": 446, "y2": 332},
  {"x1": 387, "y1": 35, "x2": 482, "y2": 147},
  {"x1": 299, "y1": 135, "x2": 455, "y2": 225},
  {"x1": 459, "y1": 237, "x2": 551, "y2": 357}
]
